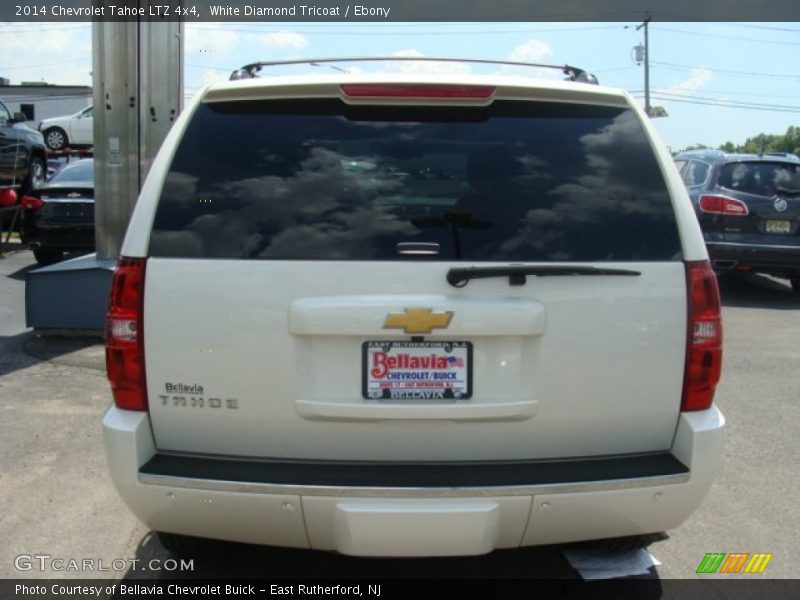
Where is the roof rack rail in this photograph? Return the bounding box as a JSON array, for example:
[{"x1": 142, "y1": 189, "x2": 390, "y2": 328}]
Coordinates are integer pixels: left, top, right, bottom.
[
  {"x1": 229, "y1": 57, "x2": 599, "y2": 85},
  {"x1": 762, "y1": 152, "x2": 800, "y2": 161}
]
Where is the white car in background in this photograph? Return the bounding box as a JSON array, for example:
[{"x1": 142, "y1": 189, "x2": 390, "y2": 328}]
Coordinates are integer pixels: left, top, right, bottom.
[{"x1": 38, "y1": 105, "x2": 94, "y2": 151}]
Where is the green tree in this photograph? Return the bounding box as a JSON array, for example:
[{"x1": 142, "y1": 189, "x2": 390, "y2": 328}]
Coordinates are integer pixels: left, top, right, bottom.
[
  {"x1": 679, "y1": 143, "x2": 709, "y2": 152},
  {"x1": 720, "y1": 126, "x2": 800, "y2": 155}
]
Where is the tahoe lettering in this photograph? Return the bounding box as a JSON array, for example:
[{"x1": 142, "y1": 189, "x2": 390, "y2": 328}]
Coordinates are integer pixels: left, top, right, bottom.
[{"x1": 158, "y1": 396, "x2": 238, "y2": 409}]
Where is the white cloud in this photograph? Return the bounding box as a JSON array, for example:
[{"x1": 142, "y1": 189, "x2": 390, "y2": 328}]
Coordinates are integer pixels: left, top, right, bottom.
[
  {"x1": 0, "y1": 24, "x2": 92, "y2": 85},
  {"x1": 200, "y1": 70, "x2": 230, "y2": 87},
  {"x1": 386, "y1": 50, "x2": 472, "y2": 75},
  {"x1": 660, "y1": 66, "x2": 713, "y2": 96},
  {"x1": 508, "y1": 40, "x2": 554, "y2": 64},
  {"x1": 503, "y1": 40, "x2": 560, "y2": 79},
  {"x1": 258, "y1": 30, "x2": 309, "y2": 50}
]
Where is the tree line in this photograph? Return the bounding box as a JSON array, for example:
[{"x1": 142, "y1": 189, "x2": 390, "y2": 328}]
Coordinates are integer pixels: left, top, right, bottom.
[{"x1": 679, "y1": 125, "x2": 800, "y2": 155}]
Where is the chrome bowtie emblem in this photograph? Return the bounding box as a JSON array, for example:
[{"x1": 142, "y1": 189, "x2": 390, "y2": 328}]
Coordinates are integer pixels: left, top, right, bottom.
[{"x1": 773, "y1": 196, "x2": 788, "y2": 212}]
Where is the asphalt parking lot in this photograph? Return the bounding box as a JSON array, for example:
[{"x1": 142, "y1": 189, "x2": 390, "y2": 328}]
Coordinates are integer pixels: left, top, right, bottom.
[{"x1": 1, "y1": 245, "x2": 798, "y2": 581}]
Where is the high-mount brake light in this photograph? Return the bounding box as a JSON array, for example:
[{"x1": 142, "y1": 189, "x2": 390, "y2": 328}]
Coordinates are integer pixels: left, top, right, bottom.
[
  {"x1": 340, "y1": 84, "x2": 496, "y2": 99},
  {"x1": 698, "y1": 194, "x2": 749, "y2": 216},
  {"x1": 106, "y1": 257, "x2": 148, "y2": 411},
  {"x1": 682, "y1": 261, "x2": 723, "y2": 411}
]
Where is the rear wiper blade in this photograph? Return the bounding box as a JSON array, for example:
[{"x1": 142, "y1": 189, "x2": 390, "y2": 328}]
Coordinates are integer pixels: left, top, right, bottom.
[{"x1": 446, "y1": 265, "x2": 641, "y2": 287}]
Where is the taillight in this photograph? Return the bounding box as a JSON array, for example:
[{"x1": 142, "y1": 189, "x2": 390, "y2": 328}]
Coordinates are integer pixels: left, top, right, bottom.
[
  {"x1": 106, "y1": 257, "x2": 148, "y2": 411},
  {"x1": 21, "y1": 195, "x2": 45, "y2": 210},
  {"x1": 698, "y1": 194, "x2": 749, "y2": 216},
  {"x1": 341, "y1": 84, "x2": 495, "y2": 99},
  {"x1": 682, "y1": 261, "x2": 722, "y2": 411},
  {"x1": 0, "y1": 188, "x2": 18, "y2": 207}
]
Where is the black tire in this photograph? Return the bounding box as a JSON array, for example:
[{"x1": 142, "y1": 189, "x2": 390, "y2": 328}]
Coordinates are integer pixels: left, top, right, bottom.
[
  {"x1": 43, "y1": 127, "x2": 68, "y2": 151},
  {"x1": 156, "y1": 532, "x2": 234, "y2": 558},
  {"x1": 24, "y1": 155, "x2": 46, "y2": 193},
  {"x1": 33, "y1": 248, "x2": 63, "y2": 265},
  {"x1": 791, "y1": 278, "x2": 800, "y2": 295}
]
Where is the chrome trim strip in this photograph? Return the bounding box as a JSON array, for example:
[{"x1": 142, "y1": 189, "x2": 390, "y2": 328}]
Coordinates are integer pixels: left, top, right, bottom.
[
  {"x1": 138, "y1": 471, "x2": 689, "y2": 498},
  {"x1": 706, "y1": 242, "x2": 800, "y2": 251}
]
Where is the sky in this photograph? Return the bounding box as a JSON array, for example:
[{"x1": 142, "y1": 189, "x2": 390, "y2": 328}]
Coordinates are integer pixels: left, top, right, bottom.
[{"x1": 1, "y1": 21, "x2": 798, "y2": 151}]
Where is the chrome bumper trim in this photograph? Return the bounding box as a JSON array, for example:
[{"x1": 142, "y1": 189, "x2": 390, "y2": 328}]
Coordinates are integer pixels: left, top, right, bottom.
[{"x1": 706, "y1": 241, "x2": 800, "y2": 251}]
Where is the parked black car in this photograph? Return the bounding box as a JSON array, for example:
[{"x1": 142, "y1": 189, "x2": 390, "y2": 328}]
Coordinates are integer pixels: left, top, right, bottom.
[
  {"x1": 0, "y1": 98, "x2": 47, "y2": 193},
  {"x1": 674, "y1": 150, "x2": 800, "y2": 293},
  {"x1": 20, "y1": 158, "x2": 94, "y2": 264}
]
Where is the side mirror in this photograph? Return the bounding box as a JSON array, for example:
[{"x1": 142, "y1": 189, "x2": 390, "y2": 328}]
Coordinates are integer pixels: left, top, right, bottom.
[{"x1": 10, "y1": 112, "x2": 27, "y2": 124}]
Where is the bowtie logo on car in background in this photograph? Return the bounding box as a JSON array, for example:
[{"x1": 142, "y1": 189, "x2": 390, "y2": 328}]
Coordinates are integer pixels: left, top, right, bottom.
[
  {"x1": 383, "y1": 308, "x2": 454, "y2": 334},
  {"x1": 773, "y1": 196, "x2": 788, "y2": 212}
]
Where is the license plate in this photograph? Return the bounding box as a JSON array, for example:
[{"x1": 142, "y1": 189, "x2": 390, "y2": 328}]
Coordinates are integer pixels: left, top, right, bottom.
[
  {"x1": 362, "y1": 341, "x2": 472, "y2": 400},
  {"x1": 765, "y1": 220, "x2": 791, "y2": 234}
]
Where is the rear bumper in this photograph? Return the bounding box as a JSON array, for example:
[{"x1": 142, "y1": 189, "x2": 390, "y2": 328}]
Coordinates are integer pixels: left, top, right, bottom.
[
  {"x1": 706, "y1": 241, "x2": 800, "y2": 276},
  {"x1": 103, "y1": 405, "x2": 724, "y2": 556},
  {"x1": 27, "y1": 225, "x2": 94, "y2": 251}
]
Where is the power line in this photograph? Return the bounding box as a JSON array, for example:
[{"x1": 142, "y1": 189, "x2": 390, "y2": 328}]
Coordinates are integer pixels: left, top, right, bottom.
[
  {"x1": 240, "y1": 21, "x2": 624, "y2": 28},
  {"x1": 0, "y1": 94, "x2": 91, "y2": 102},
  {"x1": 594, "y1": 66, "x2": 638, "y2": 73},
  {"x1": 0, "y1": 24, "x2": 89, "y2": 33},
  {"x1": 185, "y1": 63, "x2": 234, "y2": 72},
  {"x1": 650, "y1": 60, "x2": 800, "y2": 81},
  {"x1": 0, "y1": 57, "x2": 91, "y2": 71},
  {"x1": 653, "y1": 26, "x2": 800, "y2": 47},
  {"x1": 721, "y1": 23, "x2": 800, "y2": 33},
  {"x1": 651, "y1": 91, "x2": 800, "y2": 110},
  {"x1": 643, "y1": 16, "x2": 800, "y2": 32},
  {"x1": 633, "y1": 88, "x2": 800, "y2": 100},
  {"x1": 1, "y1": 23, "x2": 88, "y2": 29},
  {"x1": 189, "y1": 24, "x2": 622, "y2": 36},
  {"x1": 635, "y1": 93, "x2": 800, "y2": 113}
]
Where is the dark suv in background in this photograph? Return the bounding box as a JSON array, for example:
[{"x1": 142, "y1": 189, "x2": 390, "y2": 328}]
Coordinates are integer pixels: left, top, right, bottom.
[
  {"x1": 675, "y1": 149, "x2": 800, "y2": 293},
  {"x1": 0, "y1": 98, "x2": 47, "y2": 193}
]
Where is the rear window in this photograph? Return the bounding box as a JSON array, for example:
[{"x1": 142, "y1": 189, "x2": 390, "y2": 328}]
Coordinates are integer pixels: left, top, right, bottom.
[
  {"x1": 50, "y1": 160, "x2": 93, "y2": 184},
  {"x1": 717, "y1": 161, "x2": 800, "y2": 197},
  {"x1": 681, "y1": 160, "x2": 711, "y2": 187},
  {"x1": 149, "y1": 99, "x2": 681, "y2": 261}
]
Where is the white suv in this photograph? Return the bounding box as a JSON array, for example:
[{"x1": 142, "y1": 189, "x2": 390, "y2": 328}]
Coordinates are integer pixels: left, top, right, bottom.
[{"x1": 103, "y1": 60, "x2": 724, "y2": 558}]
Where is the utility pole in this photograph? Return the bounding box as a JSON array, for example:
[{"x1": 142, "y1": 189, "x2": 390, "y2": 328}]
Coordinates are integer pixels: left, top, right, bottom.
[
  {"x1": 93, "y1": 20, "x2": 183, "y2": 259},
  {"x1": 26, "y1": 17, "x2": 184, "y2": 332},
  {"x1": 636, "y1": 13, "x2": 652, "y2": 117}
]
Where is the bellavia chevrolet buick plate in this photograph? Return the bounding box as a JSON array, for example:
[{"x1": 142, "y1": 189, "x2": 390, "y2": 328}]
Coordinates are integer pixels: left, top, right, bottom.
[
  {"x1": 363, "y1": 340, "x2": 472, "y2": 400},
  {"x1": 102, "y1": 58, "x2": 725, "y2": 558}
]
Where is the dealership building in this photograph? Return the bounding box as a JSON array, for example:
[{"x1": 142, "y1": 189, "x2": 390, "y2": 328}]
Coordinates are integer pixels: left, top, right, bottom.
[{"x1": 0, "y1": 78, "x2": 91, "y2": 128}]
